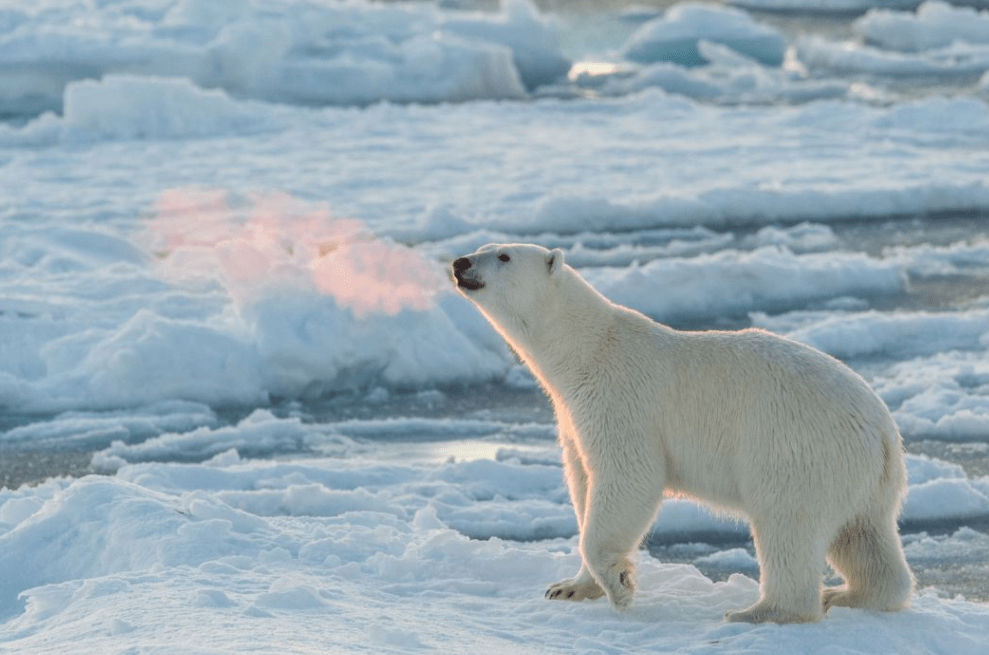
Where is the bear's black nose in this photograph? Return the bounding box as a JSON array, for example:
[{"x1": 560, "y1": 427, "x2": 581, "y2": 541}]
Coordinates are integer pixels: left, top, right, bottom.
[{"x1": 453, "y1": 257, "x2": 471, "y2": 272}]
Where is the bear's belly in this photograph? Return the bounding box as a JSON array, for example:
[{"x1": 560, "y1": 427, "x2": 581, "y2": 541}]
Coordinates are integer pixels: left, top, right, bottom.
[{"x1": 664, "y1": 459, "x2": 744, "y2": 512}]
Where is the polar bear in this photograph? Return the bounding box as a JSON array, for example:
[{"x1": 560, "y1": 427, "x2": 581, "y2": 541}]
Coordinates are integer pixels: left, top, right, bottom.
[{"x1": 452, "y1": 243, "x2": 913, "y2": 624}]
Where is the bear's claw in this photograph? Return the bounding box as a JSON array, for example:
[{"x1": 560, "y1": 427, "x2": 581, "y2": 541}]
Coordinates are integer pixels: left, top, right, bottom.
[{"x1": 545, "y1": 576, "x2": 605, "y2": 603}]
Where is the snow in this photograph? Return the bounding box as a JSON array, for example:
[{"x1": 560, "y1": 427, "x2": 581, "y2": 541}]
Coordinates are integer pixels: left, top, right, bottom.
[
  {"x1": 729, "y1": 0, "x2": 932, "y2": 15},
  {"x1": 795, "y1": 35, "x2": 989, "y2": 80},
  {"x1": 855, "y1": 1, "x2": 989, "y2": 53},
  {"x1": 695, "y1": 547, "x2": 760, "y2": 571},
  {"x1": 1, "y1": 0, "x2": 989, "y2": 652},
  {"x1": 3, "y1": 88, "x2": 986, "y2": 411},
  {"x1": 795, "y1": 1, "x2": 989, "y2": 80},
  {"x1": 0, "y1": 0, "x2": 563, "y2": 117},
  {"x1": 78, "y1": 410, "x2": 989, "y2": 537},
  {"x1": 61, "y1": 75, "x2": 277, "y2": 142},
  {"x1": 2, "y1": 439, "x2": 989, "y2": 653},
  {"x1": 583, "y1": 246, "x2": 906, "y2": 322},
  {"x1": 622, "y1": 2, "x2": 787, "y2": 67}
]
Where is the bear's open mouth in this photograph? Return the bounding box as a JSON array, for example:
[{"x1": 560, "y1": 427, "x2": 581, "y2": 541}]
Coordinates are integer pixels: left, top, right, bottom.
[
  {"x1": 452, "y1": 257, "x2": 484, "y2": 291},
  {"x1": 456, "y1": 275, "x2": 484, "y2": 291}
]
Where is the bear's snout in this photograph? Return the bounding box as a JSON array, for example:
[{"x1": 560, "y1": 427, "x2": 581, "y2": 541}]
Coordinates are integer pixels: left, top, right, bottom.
[{"x1": 452, "y1": 256, "x2": 484, "y2": 291}]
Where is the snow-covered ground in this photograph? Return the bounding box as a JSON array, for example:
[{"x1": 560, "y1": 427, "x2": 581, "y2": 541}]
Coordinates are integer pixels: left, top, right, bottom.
[{"x1": 1, "y1": 0, "x2": 988, "y2": 652}]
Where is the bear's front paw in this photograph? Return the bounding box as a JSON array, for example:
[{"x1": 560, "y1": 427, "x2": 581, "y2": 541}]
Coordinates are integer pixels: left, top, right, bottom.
[
  {"x1": 605, "y1": 568, "x2": 635, "y2": 611},
  {"x1": 545, "y1": 576, "x2": 605, "y2": 602}
]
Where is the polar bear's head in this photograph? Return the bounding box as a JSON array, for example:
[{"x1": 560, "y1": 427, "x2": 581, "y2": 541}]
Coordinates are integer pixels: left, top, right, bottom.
[{"x1": 451, "y1": 243, "x2": 565, "y2": 339}]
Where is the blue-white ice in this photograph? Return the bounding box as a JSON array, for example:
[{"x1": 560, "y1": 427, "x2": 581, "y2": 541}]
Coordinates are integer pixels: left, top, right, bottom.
[{"x1": 1, "y1": 1, "x2": 988, "y2": 653}]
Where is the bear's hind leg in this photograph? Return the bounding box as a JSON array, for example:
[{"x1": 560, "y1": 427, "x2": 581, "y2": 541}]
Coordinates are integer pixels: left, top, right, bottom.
[
  {"x1": 726, "y1": 519, "x2": 827, "y2": 624},
  {"x1": 824, "y1": 517, "x2": 913, "y2": 613}
]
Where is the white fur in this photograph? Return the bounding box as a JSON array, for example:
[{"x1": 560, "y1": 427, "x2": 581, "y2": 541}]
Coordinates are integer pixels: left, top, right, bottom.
[{"x1": 452, "y1": 243, "x2": 913, "y2": 624}]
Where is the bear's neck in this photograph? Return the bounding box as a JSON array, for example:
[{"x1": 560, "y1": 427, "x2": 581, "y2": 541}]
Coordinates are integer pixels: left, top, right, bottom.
[{"x1": 509, "y1": 268, "x2": 618, "y2": 393}]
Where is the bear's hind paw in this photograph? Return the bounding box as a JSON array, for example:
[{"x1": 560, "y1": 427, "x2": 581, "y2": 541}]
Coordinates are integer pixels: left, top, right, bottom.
[
  {"x1": 822, "y1": 586, "x2": 853, "y2": 610},
  {"x1": 725, "y1": 602, "x2": 821, "y2": 624}
]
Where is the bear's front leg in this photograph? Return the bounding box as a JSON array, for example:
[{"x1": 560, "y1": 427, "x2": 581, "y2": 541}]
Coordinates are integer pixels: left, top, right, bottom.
[
  {"x1": 546, "y1": 436, "x2": 604, "y2": 602},
  {"x1": 579, "y1": 479, "x2": 663, "y2": 612}
]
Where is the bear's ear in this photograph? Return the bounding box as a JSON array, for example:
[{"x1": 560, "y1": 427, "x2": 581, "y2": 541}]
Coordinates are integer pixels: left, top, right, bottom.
[{"x1": 546, "y1": 248, "x2": 564, "y2": 275}]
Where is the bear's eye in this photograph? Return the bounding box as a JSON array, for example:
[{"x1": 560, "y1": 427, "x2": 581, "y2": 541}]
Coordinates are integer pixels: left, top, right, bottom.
[{"x1": 498, "y1": 254, "x2": 510, "y2": 262}]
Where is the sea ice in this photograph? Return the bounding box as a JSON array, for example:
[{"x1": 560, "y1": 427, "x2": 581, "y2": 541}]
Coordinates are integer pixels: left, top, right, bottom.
[
  {"x1": 855, "y1": 1, "x2": 989, "y2": 53},
  {"x1": 2, "y1": 437, "x2": 989, "y2": 653},
  {"x1": 0, "y1": 0, "x2": 565, "y2": 118},
  {"x1": 2, "y1": 1, "x2": 989, "y2": 651},
  {"x1": 622, "y1": 2, "x2": 787, "y2": 67}
]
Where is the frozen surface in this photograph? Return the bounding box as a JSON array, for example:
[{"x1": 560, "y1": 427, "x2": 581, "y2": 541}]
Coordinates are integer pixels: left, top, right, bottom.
[
  {"x1": 1, "y1": 0, "x2": 988, "y2": 652},
  {"x1": 3, "y1": 89, "x2": 987, "y2": 411},
  {"x1": 1, "y1": 435, "x2": 989, "y2": 654},
  {"x1": 0, "y1": 0, "x2": 566, "y2": 117},
  {"x1": 855, "y1": 2, "x2": 989, "y2": 53},
  {"x1": 729, "y1": 0, "x2": 939, "y2": 14},
  {"x1": 622, "y1": 2, "x2": 787, "y2": 67},
  {"x1": 795, "y1": 1, "x2": 989, "y2": 81}
]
